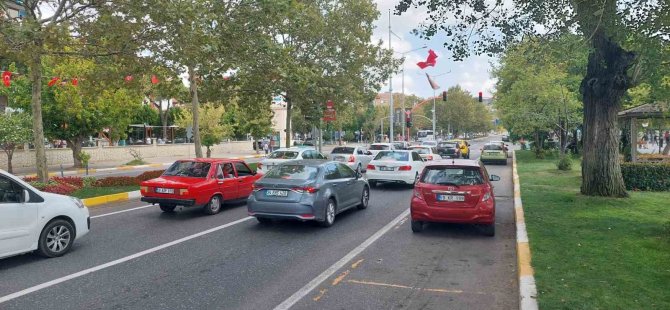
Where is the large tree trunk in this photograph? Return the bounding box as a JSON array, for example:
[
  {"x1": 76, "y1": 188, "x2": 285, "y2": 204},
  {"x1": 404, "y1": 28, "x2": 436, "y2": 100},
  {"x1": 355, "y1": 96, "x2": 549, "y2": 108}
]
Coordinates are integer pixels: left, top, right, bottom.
[
  {"x1": 4, "y1": 148, "x2": 14, "y2": 174},
  {"x1": 285, "y1": 95, "x2": 292, "y2": 148},
  {"x1": 161, "y1": 101, "x2": 169, "y2": 141},
  {"x1": 188, "y1": 66, "x2": 203, "y2": 158},
  {"x1": 29, "y1": 49, "x2": 48, "y2": 182},
  {"x1": 579, "y1": 31, "x2": 634, "y2": 197},
  {"x1": 68, "y1": 137, "x2": 84, "y2": 168}
]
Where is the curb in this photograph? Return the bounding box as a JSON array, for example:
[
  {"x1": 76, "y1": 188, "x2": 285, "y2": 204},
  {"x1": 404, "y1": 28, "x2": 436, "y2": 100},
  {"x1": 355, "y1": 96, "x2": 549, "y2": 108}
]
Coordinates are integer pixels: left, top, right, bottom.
[
  {"x1": 82, "y1": 190, "x2": 140, "y2": 208},
  {"x1": 512, "y1": 151, "x2": 539, "y2": 310}
]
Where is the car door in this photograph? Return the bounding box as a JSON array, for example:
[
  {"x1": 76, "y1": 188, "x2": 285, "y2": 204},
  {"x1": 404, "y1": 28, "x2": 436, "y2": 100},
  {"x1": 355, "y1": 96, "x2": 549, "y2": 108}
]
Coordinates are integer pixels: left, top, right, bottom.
[
  {"x1": 322, "y1": 163, "x2": 345, "y2": 210},
  {"x1": 216, "y1": 163, "x2": 238, "y2": 201},
  {"x1": 233, "y1": 162, "x2": 256, "y2": 199},
  {"x1": 0, "y1": 175, "x2": 38, "y2": 257},
  {"x1": 357, "y1": 148, "x2": 372, "y2": 167},
  {"x1": 336, "y1": 163, "x2": 359, "y2": 208},
  {"x1": 411, "y1": 151, "x2": 425, "y2": 176}
]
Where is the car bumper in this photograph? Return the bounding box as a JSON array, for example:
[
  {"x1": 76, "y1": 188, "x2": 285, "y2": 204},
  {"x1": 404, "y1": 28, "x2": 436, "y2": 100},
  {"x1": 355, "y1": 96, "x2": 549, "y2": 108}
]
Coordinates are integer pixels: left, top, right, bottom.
[
  {"x1": 247, "y1": 195, "x2": 324, "y2": 221},
  {"x1": 74, "y1": 207, "x2": 90, "y2": 240},
  {"x1": 367, "y1": 170, "x2": 416, "y2": 184},
  {"x1": 410, "y1": 198, "x2": 495, "y2": 224},
  {"x1": 481, "y1": 156, "x2": 507, "y2": 164},
  {"x1": 141, "y1": 196, "x2": 197, "y2": 207}
]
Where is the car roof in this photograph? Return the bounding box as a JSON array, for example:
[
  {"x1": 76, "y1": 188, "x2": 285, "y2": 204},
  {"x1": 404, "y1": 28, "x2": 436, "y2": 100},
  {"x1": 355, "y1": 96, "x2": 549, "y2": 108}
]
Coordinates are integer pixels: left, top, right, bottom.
[
  {"x1": 371, "y1": 143, "x2": 393, "y2": 146},
  {"x1": 426, "y1": 159, "x2": 481, "y2": 167},
  {"x1": 177, "y1": 158, "x2": 243, "y2": 163}
]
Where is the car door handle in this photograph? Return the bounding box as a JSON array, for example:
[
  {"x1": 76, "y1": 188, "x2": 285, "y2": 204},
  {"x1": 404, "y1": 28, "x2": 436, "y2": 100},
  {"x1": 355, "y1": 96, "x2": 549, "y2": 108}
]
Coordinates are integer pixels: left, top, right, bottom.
[{"x1": 332, "y1": 183, "x2": 338, "y2": 187}]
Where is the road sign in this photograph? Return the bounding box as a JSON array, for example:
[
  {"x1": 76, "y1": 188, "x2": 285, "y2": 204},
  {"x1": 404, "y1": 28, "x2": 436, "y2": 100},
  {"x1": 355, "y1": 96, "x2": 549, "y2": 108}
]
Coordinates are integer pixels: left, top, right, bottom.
[
  {"x1": 323, "y1": 109, "x2": 336, "y2": 122},
  {"x1": 326, "y1": 100, "x2": 334, "y2": 110}
]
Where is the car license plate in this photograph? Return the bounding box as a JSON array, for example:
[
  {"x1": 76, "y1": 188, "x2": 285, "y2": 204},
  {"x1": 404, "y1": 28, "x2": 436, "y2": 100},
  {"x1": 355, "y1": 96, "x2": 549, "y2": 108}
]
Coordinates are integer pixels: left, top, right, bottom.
[
  {"x1": 265, "y1": 190, "x2": 288, "y2": 197},
  {"x1": 379, "y1": 166, "x2": 395, "y2": 171},
  {"x1": 155, "y1": 188, "x2": 174, "y2": 194},
  {"x1": 437, "y1": 194, "x2": 465, "y2": 202},
  {"x1": 334, "y1": 156, "x2": 345, "y2": 161}
]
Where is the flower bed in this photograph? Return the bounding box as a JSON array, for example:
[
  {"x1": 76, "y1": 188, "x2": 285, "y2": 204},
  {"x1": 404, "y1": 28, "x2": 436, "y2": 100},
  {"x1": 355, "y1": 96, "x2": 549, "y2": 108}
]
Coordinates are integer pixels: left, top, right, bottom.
[{"x1": 24, "y1": 170, "x2": 165, "y2": 196}]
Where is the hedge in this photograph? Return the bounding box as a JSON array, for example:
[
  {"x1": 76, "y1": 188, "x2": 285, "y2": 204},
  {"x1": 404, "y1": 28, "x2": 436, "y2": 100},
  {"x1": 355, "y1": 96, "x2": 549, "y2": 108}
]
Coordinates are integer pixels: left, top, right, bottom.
[
  {"x1": 621, "y1": 162, "x2": 670, "y2": 191},
  {"x1": 23, "y1": 170, "x2": 166, "y2": 196}
]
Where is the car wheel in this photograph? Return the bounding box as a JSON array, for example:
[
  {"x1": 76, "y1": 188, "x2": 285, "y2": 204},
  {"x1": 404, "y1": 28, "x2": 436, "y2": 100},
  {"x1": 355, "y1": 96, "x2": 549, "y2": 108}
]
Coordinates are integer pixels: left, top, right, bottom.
[
  {"x1": 256, "y1": 217, "x2": 273, "y2": 224},
  {"x1": 411, "y1": 220, "x2": 424, "y2": 233},
  {"x1": 319, "y1": 199, "x2": 336, "y2": 227},
  {"x1": 37, "y1": 219, "x2": 75, "y2": 258},
  {"x1": 480, "y1": 224, "x2": 495, "y2": 237},
  {"x1": 159, "y1": 204, "x2": 176, "y2": 212},
  {"x1": 203, "y1": 195, "x2": 222, "y2": 215},
  {"x1": 357, "y1": 187, "x2": 370, "y2": 210}
]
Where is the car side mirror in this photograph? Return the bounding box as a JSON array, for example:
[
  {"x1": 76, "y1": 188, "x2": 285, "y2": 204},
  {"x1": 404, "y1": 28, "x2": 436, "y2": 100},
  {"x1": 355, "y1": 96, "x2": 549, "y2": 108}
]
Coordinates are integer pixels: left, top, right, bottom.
[
  {"x1": 489, "y1": 175, "x2": 501, "y2": 181},
  {"x1": 366, "y1": 151, "x2": 372, "y2": 155},
  {"x1": 356, "y1": 171, "x2": 362, "y2": 179},
  {"x1": 23, "y1": 189, "x2": 30, "y2": 203}
]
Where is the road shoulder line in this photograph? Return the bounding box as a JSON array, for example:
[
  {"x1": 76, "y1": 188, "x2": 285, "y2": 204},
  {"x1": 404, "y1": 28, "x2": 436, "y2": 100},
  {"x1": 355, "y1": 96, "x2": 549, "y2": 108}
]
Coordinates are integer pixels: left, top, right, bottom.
[
  {"x1": 273, "y1": 208, "x2": 410, "y2": 310},
  {"x1": 512, "y1": 151, "x2": 539, "y2": 310}
]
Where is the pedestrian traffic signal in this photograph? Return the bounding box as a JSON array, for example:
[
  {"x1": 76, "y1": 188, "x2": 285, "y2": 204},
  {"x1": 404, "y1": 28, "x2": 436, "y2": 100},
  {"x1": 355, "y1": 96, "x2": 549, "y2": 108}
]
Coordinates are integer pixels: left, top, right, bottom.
[
  {"x1": 442, "y1": 91, "x2": 447, "y2": 102},
  {"x1": 478, "y1": 91, "x2": 483, "y2": 102}
]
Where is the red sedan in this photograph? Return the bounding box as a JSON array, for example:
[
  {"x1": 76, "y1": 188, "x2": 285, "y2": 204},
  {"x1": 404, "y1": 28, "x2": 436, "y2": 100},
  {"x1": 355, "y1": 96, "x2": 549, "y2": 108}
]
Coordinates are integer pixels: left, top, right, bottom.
[
  {"x1": 140, "y1": 159, "x2": 261, "y2": 215},
  {"x1": 410, "y1": 159, "x2": 501, "y2": 236}
]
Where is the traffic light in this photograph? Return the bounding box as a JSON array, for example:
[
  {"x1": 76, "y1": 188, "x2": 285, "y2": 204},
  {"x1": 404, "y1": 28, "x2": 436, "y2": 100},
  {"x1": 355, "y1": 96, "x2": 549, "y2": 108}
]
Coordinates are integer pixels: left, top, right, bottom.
[
  {"x1": 406, "y1": 114, "x2": 412, "y2": 128},
  {"x1": 478, "y1": 91, "x2": 483, "y2": 102},
  {"x1": 442, "y1": 91, "x2": 447, "y2": 102}
]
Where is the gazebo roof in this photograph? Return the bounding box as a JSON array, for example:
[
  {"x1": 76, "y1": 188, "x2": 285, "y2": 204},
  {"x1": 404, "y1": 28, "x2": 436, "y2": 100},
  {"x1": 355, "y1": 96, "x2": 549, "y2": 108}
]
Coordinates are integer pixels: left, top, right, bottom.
[{"x1": 618, "y1": 102, "x2": 670, "y2": 119}]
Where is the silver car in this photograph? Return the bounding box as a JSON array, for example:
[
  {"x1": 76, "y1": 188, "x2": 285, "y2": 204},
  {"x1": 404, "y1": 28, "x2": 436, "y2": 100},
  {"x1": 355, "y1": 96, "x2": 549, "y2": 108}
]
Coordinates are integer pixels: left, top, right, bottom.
[
  {"x1": 329, "y1": 146, "x2": 373, "y2": 173},
  {"x1": 247, "y1": 160, "x2": 370, "y2": 227}
]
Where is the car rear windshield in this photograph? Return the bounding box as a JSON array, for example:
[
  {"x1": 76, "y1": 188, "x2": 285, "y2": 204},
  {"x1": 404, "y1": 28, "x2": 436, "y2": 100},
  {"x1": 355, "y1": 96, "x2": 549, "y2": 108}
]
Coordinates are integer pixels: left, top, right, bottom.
[
  {"x1": 268, "y1": 151, "x2": 299, "y2": 159},
  {"x1": 264, "y1": 165, "x2": 318, "y2": 180},
  {"x1": 332, "y1": 147, "x2": 355, "y2": 154},
  {"x1": 374, "y1": 151, "x2": 408, "y2": 161},
  {"x1": 483, "y1": 144, "x2": 503, "y2": 150},
  {"x1": 421, "y1": 166, "x2": 484, "y2": 186},
  {"x1": 410, "y1": 147, "x2": 430, "y2": 154},
  {"x1": 163, "y1": 161, "x2": 211, "y2": 178},
  {"x1": 369, "y1": 144, "x2": 389, "y2": 150},
  {"x1": 438, "y1": 142, "x2": 457, "y2": 148}
]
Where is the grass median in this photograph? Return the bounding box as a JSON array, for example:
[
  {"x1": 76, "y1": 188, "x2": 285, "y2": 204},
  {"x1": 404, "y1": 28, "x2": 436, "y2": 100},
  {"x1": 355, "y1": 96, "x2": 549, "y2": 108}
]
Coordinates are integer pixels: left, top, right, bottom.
[
  {"x1": 516, "y1": 151, "x2": 670, "y2": 309},
  {"x1": 71, "y1": 186, "x2": 140, "y2": 199}
]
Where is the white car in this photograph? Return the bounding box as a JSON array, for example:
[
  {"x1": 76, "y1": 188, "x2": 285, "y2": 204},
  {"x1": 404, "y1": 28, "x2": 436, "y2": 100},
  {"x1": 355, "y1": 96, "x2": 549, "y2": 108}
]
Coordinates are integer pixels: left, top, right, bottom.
[
  {"x1": 409, "y1": 146, "x2": 443, "y2": 161},
  {"x1": 0, "y1": 170, "x2": 90, "y2": 259},
  {"x1": 329, "y1": 146, "x2": 373, "y2": 173},
  {"x1": 257, "y1": 147, "x2": 327, "y2": 173},
  {"x1": 366, "y1": 150, "x2": 426, "y2": 187},
  {"x1": 368, "y1": 143, "x2": 396, "y2": 157}
]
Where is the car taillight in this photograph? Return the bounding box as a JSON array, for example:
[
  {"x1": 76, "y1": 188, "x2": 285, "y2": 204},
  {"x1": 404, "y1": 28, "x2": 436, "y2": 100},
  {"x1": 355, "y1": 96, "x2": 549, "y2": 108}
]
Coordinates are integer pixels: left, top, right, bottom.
[
  {"x1": 427, "y1": 155, "x2": 433, "y2": 160},
  {"x1": 348, "y1": 155, "x2": 355, "y2": 162},
  {"x1": 398, "y1": 165, "x2": 411, "y2": 171},
  {"x1": 140, "y1": 186, "x2": 149, "y2": 192},
  {"x1": 293, "y1": 186, "x2": 318, "y2": 194},
  {"x1": 367, "y1": 164, "x2": 375, "y2": 170},
  {"x1": 482, "y1": 191, "x2": 491, "y2": 202},
  {"x1": 179, "y1": 189, "x2": 189, "y2": 195},
  {"x1": 253, "y1": 184, "x2": 264, "y2": 191}
]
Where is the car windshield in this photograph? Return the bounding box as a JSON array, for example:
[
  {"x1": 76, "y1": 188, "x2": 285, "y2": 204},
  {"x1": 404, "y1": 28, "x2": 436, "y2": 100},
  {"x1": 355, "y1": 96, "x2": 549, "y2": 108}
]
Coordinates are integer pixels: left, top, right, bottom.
[
  {"x1": 422, "y1": 141, "x2": 437, "y2": 146},
  {"x1": 264, "y1": 165, "x2": 318, "y2": 180},
  {"x1": 483, "y1": 144, "x2": 503, "y2": 150},
  {"x1": 163, "y1": 161, "x2": 211, "y2": 178},
  {"x1": 438, "y1": 142, "x2": 457, "y2": 148},
  {"x1": 332, "y1": 147, "x2": 355, "y2": 154},
  {"x1": 410, "y1": 147, "x2": 430, "y2": 154},
  {"x1": 374, "y1": 151, "x2": 408, "y2": 161},
  {"x1": 268, "y1": 151, "x2": 299, "y2": 159},
  {"x1": 370, "y1": 144, "x2": 389, "y2": 150},
  {"x1": 421, "y1": 166, "x2": 484, "y2": 186}
]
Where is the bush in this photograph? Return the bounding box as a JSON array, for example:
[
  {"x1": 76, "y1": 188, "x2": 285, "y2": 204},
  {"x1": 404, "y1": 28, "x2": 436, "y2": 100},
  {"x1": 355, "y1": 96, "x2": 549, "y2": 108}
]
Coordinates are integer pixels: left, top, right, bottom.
[
  {"x1": 556, "y1": 155, "x2": 573, "y2": 171},
  {"x1": 52, "y1": 176, "x2": 84, "y2": 188},
  {"x1": 620, "y1": 162, "x2": 670, "y2": 191},
  {"x1": 94, "y1": 176, "x2": 139, "y2": 187},
  {"x1": 83, "y1": 176, "x2": 97, "y2": 187},
  {"x1": 136, "y1": 170, "x2": 165, "y2": 182},
  {"x1": 42, "y1": 182, "x2": 78, "y2": 195}
]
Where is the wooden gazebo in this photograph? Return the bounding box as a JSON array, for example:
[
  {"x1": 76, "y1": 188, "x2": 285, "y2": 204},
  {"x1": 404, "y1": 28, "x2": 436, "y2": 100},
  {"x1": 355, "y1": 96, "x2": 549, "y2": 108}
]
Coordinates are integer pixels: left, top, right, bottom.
[{"x1": 618, "y1": 102, "x2": 670, "y2": 163}]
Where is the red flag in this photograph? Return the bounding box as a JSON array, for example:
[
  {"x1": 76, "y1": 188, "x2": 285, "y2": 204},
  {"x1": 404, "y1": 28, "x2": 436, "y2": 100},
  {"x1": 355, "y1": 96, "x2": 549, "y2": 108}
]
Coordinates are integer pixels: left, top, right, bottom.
[
  {"x1": 425, "y1": 73, "x2": 440, "y2": 90},
  {"x1": 71, "y1": 78, "x2": 79, "y2": 86},
  {"x1": 417, "y1": 49, "x2": 438, "y2": 69},
  {"x1": 125, "y1": 75, "x2": 133, "y2": 82},
  {"x1": 151, "y1": 75, "x2": 159, "y2": 84},
  {"x1": 48, "y1": 77, "x2": 60, "y2": 87},
  {"x1": 2, "y1": 71, "x2": 10, "y2": 87}
]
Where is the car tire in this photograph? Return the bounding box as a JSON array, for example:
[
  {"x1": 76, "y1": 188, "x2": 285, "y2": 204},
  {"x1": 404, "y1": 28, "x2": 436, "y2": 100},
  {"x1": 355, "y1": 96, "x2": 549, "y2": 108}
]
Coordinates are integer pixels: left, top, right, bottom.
[
  {"x1": 480, "y1": 224, "x2": 495, "y2": 237},
  {"x1": 37, "y1": 219, "x2": 75, "y2": 258},
  {"x1": 256, "y1": 217, "x2": 273, "y2": 224},
  {"x1": 411, "y1": 220, "x2": 424, "y2": 233},
  {"x1": 159, "y1": 204, "x2": 176, "y2": 212},
  {"x1": 357, "y1": 187, "x2": 370, "y2": 210},
  {"x1": 319, "y1": 199, "x2": 336, "y2": 227},
  {"x1": 203, "y1": 195, "x2": 222, "y2": 215}
]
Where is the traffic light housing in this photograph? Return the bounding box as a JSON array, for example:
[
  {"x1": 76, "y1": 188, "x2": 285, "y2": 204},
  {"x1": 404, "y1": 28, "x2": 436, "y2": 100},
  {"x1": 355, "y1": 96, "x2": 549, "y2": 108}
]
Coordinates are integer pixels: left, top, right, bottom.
[
  {"x1": 442, "y1": 91, "x2": 447, "y2": 102},
  {"x1": 478, "y1": 91, "x2": 483, "y2": 102},
  {"x1": 406, "y1": 114, "x2": 412, "y2": 128}
]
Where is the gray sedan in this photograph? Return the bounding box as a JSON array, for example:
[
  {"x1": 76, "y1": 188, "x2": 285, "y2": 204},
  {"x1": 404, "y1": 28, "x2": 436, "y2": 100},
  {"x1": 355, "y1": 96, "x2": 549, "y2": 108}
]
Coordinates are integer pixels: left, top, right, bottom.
[{"x1": 247, "y1": 160, "x2": 370, "y2": 227}]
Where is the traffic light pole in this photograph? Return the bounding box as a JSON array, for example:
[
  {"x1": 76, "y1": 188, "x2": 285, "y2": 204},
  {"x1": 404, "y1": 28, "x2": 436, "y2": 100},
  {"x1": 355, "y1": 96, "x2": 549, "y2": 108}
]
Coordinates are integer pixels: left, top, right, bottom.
[{"x1": 388, "y1": 10, "x2": 394, "y2": 144}]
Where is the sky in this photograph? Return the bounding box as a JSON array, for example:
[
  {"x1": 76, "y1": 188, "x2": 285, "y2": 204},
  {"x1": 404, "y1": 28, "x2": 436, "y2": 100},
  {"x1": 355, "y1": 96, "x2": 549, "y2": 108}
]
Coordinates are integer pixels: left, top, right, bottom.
[{"x1": 372, "y1": 1, "x2": 497, "y2": 100}]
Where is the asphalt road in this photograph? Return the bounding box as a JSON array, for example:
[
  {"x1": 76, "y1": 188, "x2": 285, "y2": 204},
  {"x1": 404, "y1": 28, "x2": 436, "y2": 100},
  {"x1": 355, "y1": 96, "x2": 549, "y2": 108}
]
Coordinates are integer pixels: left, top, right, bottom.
[{"x1": 0, "y1": 136, "x2": 517, "y2": 310}]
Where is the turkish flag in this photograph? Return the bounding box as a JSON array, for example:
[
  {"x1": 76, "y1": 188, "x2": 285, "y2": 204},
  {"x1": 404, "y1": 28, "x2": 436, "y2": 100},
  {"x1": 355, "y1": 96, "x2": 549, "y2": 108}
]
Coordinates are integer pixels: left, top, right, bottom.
[
  {"x1": 2, "y1": 71, "x2": 10, "y2": 87},
  {"x1": 71, "y1": 78, "x2": 79, "y2": 86},
  {"x1": 151, "y1": 75, "x2": 159, "y2": 84},
  {"x1": 417, "y1": 49, "x2": 438, "y2": 69},
  {"x1": 125, "y1": 75, "x2": 133, "y2": 82},
  {"x1": 48, "y1": 77, "x2": 61, "y2": 87}
]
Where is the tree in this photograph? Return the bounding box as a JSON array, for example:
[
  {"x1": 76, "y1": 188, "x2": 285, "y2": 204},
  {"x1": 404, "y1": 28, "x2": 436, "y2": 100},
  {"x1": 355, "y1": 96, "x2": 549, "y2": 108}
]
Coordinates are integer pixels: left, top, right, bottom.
[
  {"x1": 0, "y1": 111, "x2": 32, "y2": 173},
  {"x1": 175, "y1": 103, "x2": 230, "y2": 158},
  {"x1": 397, "y1": 0, "x2": 669, "y2": 197}
]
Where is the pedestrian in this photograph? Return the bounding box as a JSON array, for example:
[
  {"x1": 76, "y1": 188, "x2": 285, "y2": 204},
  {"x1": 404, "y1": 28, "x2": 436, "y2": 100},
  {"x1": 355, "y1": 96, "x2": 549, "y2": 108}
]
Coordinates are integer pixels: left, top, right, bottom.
[
  {"x1": 269, "y1": 138, "x2": 275, "y2": 151},
  {"x1": 263, "y1": 140, "x2": 269, "y2": 155}
]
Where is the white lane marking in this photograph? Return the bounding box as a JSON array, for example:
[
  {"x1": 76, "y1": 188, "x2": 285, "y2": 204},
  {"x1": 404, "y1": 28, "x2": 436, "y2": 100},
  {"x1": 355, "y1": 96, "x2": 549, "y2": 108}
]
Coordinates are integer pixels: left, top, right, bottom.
[
  {"x1": 90, "y1": 205, "x2": 155, "y2": 219},
  {"x1": 0, "y1": 216, "x2": 253, "y2": 305},
  {"x1": 273, "y1": 209, "x2": 410, "y2": 310}
]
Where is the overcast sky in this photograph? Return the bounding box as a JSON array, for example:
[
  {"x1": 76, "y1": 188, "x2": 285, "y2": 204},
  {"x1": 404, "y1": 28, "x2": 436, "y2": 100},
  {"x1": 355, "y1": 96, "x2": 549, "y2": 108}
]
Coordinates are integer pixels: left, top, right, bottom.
[{"x1": 372, "y1": 1, "x2": 497, "y2": 100}]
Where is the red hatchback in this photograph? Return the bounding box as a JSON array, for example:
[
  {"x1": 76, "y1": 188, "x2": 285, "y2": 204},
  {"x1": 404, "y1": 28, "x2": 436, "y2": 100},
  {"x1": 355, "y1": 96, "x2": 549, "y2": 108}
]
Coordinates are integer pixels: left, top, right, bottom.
[
  {"x1": 140, "y1": 159, "x2": 262, "y2": 215},
  {"x1": 410, "y1": 159, "x2": 501, "y2": 236}
]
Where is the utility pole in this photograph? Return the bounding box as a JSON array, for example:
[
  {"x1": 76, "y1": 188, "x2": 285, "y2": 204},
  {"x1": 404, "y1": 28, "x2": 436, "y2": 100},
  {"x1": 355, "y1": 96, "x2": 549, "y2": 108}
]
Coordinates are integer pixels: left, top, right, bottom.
[{"x1": 388, "y1": 10, "x2": 394, "y2": 144}]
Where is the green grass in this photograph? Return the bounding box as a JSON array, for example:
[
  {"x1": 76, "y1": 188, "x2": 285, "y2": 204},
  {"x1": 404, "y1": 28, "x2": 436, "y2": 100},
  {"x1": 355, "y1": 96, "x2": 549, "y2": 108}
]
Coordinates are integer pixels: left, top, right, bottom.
[
  {"x1": 71, "y1": 186, "x2": 139, "y2": 199},
  {"x1": 125, "y1": 159, "x2": 147, "y2": 166},
  {"x1": 516, "y1": 150, "x2": 670, "y2": 310}
]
